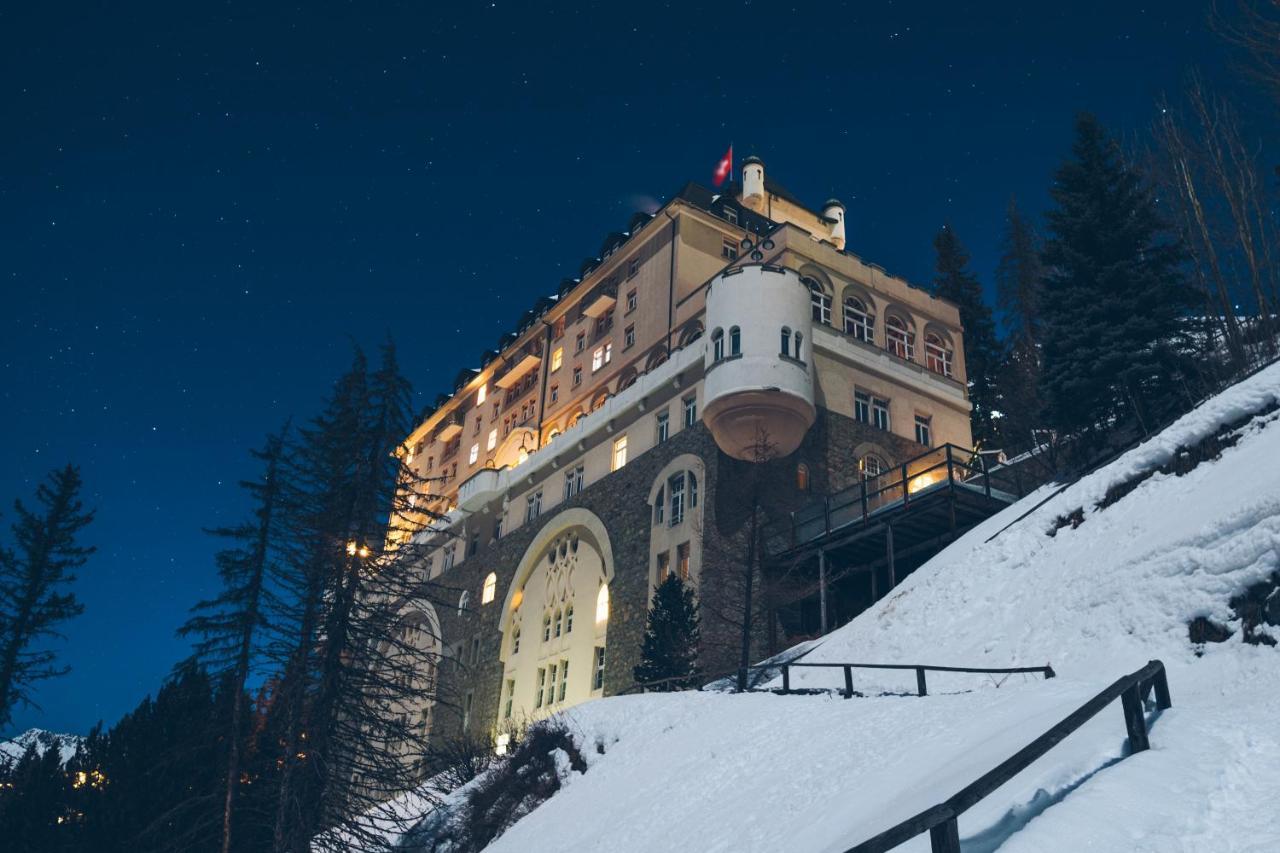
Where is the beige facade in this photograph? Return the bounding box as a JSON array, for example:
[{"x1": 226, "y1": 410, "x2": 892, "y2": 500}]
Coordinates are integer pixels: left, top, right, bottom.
[{"x1": 399, "y1": 159, "x2": 974, "y2": 731}]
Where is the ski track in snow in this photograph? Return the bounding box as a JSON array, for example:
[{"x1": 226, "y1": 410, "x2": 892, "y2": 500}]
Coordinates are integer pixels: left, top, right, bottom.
[{"x1": 402, "y1": 363, "x2": 1280, "y2": 853}]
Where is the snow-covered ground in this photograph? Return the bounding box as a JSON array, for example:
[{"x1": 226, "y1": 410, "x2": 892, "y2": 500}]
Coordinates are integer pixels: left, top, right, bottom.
[{"x1": 413, "y1": 362, "x2": 1280, "y2": 852}]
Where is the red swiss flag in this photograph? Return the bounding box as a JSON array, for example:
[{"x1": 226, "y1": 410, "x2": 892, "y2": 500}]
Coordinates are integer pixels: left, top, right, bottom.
[{"x1": 712, "y1": 145, "x2": 733, "y2": 187}]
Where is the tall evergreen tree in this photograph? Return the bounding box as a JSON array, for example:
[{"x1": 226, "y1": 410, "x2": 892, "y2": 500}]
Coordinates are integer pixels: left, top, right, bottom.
[
  {"x1": 995, "y1": 198, "x2": 1046, "y2": 449},
  {"x1": 0, "y1": 465, "x2": 95, "y2": 729},
  {"x1": 933, "y1": 225, "x2": 1001, "y2": 446},
  {"x1": 1039, "y1": 114, "x2": 1197, "y2": 445},
  {"x1": 178, "y1": 428, "x2": 289, "y2": 853},
  {"x1": 634, "y1": 573, "x2": 701, "y2": 690}
]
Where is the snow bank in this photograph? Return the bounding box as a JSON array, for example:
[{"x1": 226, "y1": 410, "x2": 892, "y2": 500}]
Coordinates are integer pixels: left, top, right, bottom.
[{"x1": 424, "y1": 362, "x2": 1280, "y2": 852}]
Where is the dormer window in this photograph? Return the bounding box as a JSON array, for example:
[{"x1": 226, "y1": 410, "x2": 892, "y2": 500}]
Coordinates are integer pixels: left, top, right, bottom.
[{"x1": 723, "y1": 206, "x2": 739, "y2": 226}]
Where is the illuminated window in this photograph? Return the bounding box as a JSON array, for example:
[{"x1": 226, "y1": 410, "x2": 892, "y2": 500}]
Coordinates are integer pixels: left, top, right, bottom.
[
  {"x1": 487, "y1": 429, "x2": 497, "y2": 451},
  {"x1": 657, "y1": 551, "x2": 670, "y2": 580},
  {"x1": 925, "y1": 334, "x2": 953, "y2": 377},
  {"x1": 476, "y1": 383, "x2": 487, "y2": 405},
  {"x1": 482, "y1": 572, "x2": 497, "y2": 604},
  {"x1": 676, "y1": 542, "x2": 690, "y2": 580},
  {"x1": 551, "y1": 347, "x2": 563, "y2": 371},
  {"x1": 611, "y1": 435, "x2": 628, "y2": 471},
  {"x1": 468, "y1": 444, "x2": 479, "y2": 465},
  {"x1": 605, "y1": 342, "x2": 613, "y2": 364},
  {"x1": 885, "y1": 315, "x2": 915, "y2": 360},
  {"x1": 596, "y1": 584, "x2": 610, "y2": 623},
  {"x1": 797, "y1": 463, "x2": 810, "y2": 492},
  {"x1": 592, "y1": 347, "x2": 604, "y2": 371}
]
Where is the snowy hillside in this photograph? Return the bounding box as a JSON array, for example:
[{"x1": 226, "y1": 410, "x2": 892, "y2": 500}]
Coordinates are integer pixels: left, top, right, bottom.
[
  {"x1": 412, "y1": 363, "x2": 1280, "y2": 853},
  {"x1": 0, "y1": 729, "x2": 83, "y2": 770}
]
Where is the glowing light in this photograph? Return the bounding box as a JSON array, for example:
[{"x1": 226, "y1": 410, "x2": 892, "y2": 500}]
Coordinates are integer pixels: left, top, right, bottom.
[
  {"x1": 346, "y1": 541, "x2": 358, "y2": 556},
  {"x1": 595, "y1": 584, "x2": 610, "y2": 624},
  {"x1": 907, "y1": 469, "x2": 946, "y2": 495},
  {"x1": 358, "y1": 545, "x2": 371, "y2": 559}
]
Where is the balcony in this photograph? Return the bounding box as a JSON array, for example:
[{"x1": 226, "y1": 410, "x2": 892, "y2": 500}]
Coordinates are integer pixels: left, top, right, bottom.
[
  {"x1": 581, "y1": 282, "x2": 617, "y2": 318},
  {"x1": 458, "y1": 466, "x2": 504, "y2": 512},
  {"x1": 435, "y1": 409, "x2": 465, "y2": 442},
  {"x1": 496, "y1": 350, "x2": 542, "y2": 390}
]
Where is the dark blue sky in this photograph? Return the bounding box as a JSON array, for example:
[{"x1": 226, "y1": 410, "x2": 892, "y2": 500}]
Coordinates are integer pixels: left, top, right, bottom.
[{"x1": 0, "y1": 1, "x2": 1239, "y2": 735}]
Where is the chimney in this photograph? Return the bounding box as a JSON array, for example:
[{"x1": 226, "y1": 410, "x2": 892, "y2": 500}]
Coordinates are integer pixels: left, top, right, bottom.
[{"x1": 823, "y1": 199, "x2": 846, "y2": 251}]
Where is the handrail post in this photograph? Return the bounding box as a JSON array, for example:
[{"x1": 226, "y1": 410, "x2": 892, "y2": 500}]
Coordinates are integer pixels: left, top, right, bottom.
[
  {"x1": 824, "y1": 495, "x2": 832, "y2": 535},
  {"x1": 982, "y1": 450, "x2": 992, "y2": 498},
  {"x1": 789, "y1": 510, "x2": 796, "y2": 547},
  {"x1": 1121, "y1": 682, "x2": 1150, "y2": 753},
  {"x1": 916, "y1": 667, "x2": 928, "y2": 697},
  {"x1": 781, "y1": 664, "x2": 791, "y2": 695},
  {"x1": 860, "y1": 476, "x2": 868, "y2": 522},
  {"x1": 843, "y1": 665, "x2": 854, "y2": 699},
  {"x1": 946, "y1": 444, "x2": 954, "y2": 487},
  {"x1": 929, "y1": 816, "x2": 961, "y2": 853},
  {"x1": 736, "y1": 667, "x2": 747, "y2": 693},
  {"x1": 1151, "y1": 661, "x2": 1172, "y2": 710},
  {"x1": 902, "y1": 463, "x2": 911, "y2": 506}
]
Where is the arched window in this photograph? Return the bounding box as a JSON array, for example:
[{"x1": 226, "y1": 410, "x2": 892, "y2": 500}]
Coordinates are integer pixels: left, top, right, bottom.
[
  {"x1": 729, "y1": 326, "x2": 741, "y2": 356},
  {"x1": 596, "y1": 584, "x2": 610, "y2": 624},
  {"x1": 794, "y1": 332, "x2": 804, "y2": 363},
  {"x1": 511, "y1": 619, "x2": 521, "y2": 655},
  {"x1": 554, "y1": 608, "x2": 563, "y2": 637},
  {"x1": 924, "y1": 333, "x2": 953, "y2": 377},
  {"x1": 804, "y1": 276, "x2": 832, "y2": 325},
  {"x1": 542, "y1": 611, "x2": 552, "y2": 642},
  {"x1": 712, "y1": 327, "x2": 725, "y2": 361},
  {"x1": 862, "y1": 454, "x2": 886, "y2": 480},
  {"x1": 843, "y1": 295, "x2": 874, "y2": 342},
  {"x1": 653, "y1": 485, "x2": 665, "y2": 525},
  {"x1": 565, "y1": 603, "x2": 574, "y2": 633},
  {"x1": 678, "y1": 321, "x2": 704, "y2": 347},
  {"x1": 689, "y1": 472, "x2": 698, "y2": 508},
  {"x1": 796, "y1": 463, "x2": 810, "y2": 492},
  {"x1": 482, "y1": 572, "x2": 497, "y2": 604},
  {"x1": 781, "y1": 326, "x2": 792, "y2": 358},
  {"x1": 457, "y1": 590, "x2": 470, "y2": 616},
  {"x1": 885, "y1": 315, "x2": 915, "y2": 360}
]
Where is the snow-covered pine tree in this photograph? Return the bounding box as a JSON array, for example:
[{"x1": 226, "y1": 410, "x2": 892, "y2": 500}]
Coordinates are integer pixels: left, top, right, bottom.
[
  {"x1": 933, "y1": 225, "x2": 1001, "y2": 446},
  {"x1": 995, "y1": 198, "x2": 1045, "y2": 451},
  {"x1": 1039, "y1": 113, "x2": 1197, "y2": 448},
  {"x1": 0, "y1": 465, "x2": 95, "y2": 730},
  {"x1": 633, "y1": 573, "x2": 702, "y2": 691}
]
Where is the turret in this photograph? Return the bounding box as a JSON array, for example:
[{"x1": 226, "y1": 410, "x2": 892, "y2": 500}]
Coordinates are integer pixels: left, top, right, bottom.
[
  {"x1": 823, "y1": 199, "x2": 846, "y2": 251},
  {"x1": 702, "y1": 264, "x2": 816, "y2": 460},
  {"x1": 741, "y1": 156, "x2": 765, "y2": 213}
]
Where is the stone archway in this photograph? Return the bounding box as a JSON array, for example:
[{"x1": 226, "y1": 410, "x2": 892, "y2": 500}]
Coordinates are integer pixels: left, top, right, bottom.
[{"x1": 496, "y1": 509, "x2": 613, "y2": 726}]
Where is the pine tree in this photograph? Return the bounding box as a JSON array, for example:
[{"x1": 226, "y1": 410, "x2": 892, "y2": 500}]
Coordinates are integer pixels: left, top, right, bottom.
[
  {"x1": 634, "y1": 573, "x2": 702, "y2": 690},
  {"x1": 178, "y1": 428, "x2": 289, "y2": 853},
  {"x1": 933, "y1": 225, "x2": 1001, "y2": 446},
  {"x1": 0, "y1": 465, "x2": 95, "y2": 729},
  {"x1": 995, "y1": 198, "x2": 1046, "y2": 450},
  {"x1": 1039, "y1": 114, "x2": 1197, "y2": 446},
  {"x1": 0, "y1": 740, "x2": 79, "y2": 852}
]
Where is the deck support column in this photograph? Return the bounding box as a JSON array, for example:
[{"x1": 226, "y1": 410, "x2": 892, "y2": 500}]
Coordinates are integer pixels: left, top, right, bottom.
[
  {"x1": 885, "y1": 524, "x2": 897, "y2": 589},
  {"x1": 818, "y1": 549, "x2": 829, "y2": 635}
]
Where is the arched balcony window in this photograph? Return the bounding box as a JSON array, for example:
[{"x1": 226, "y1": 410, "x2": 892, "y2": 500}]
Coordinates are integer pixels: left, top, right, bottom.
[
  {"x1": 780, "y1": 326, "x2": 792, "y2": 358},
  {"x1": 481, "y1": 572, "x2": 497, "y2": 604},
  {"x1": 861, "y1": 454, "x2": 886, "y2": 481},
  {"x1": 804, "y1": 276, "x2": 832, "y2": 326},
  {"x1": 729, "y1": 326, "x2": 741, "y2": 356},
  {"x1": 596, "y1": 584, "x2": 610, "y2": 624},
  {"x1": 924, "y1": 333, "x2": 953, "y2": 377},
  {"x1": 457, "y1": 590, "x2": 470, "y2": 616},
  {"x1": 712, "y1": 327, "x2": 725, "y2": 362},
  {"x1": 843, "y1": 296, "x2": 874, "y2": 343},
  {"x1": 885, "y1": 315, "x2": 915, "y2": 360}
]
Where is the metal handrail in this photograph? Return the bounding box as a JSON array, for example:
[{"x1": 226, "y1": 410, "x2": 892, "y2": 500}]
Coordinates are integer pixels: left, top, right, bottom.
[
  {"x1": 740, "y1": 660, "x2": 1056, "y2": 699},
  {"x1": 842, "y1": 659, "x2": 1172, "y2": 853}
]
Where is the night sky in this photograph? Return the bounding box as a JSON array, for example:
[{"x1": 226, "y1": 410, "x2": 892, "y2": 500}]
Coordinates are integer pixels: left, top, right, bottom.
[{"x1": 1, "y1": 1, "x2": 1239, "y2": 736}]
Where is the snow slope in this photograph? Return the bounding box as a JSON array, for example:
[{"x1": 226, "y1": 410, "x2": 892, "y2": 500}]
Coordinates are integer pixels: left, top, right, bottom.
[
  {"x1": 424, "y1": 362, "x2": 1280, "y2": 853},
  {"x1": 0, "y1": 728, "x2": 83, "y2": 769}
]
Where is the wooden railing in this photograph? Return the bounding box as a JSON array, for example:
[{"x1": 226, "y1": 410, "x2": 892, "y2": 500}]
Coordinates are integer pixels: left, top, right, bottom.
[
  {"x1": 841, "y1": 659, "x2": 1172, "y2": 853},
  {"x1": 740, "y1": 660, "x2": 1056, "y2": 698}
]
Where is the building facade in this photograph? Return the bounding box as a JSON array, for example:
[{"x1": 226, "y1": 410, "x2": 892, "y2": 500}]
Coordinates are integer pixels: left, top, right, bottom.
[{"x1": 395, "y1": 159, "x2": 973, "y2": 750}]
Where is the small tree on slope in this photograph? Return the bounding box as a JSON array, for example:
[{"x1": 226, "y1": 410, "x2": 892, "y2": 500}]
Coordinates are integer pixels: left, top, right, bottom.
[
  {"x1": 1039, "y1": 113, "x2": 1198, "y2": 448},
  {"x1": 634, "y1": 573, "x2": 701, "y2": 691}
]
